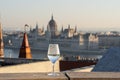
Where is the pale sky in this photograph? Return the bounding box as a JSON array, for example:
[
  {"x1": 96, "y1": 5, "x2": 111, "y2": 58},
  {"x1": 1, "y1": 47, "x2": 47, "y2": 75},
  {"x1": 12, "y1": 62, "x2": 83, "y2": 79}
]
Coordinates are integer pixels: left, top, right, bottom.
[{"x1": 0, "y1": 0, "x2": 120, "y2": 32}]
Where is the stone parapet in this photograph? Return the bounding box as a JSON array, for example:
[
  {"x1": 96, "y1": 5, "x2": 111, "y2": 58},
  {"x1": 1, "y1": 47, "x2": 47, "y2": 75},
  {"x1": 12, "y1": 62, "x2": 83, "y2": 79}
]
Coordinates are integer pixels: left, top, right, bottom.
[
  {"x1": 66, "y1": 72, "x2": 120, "y2": 80},
  {"x1": 0, "y1": 73, "x2": 67, "y2": 80},
  {"x1": 0, "y1": 72, "x2": 120, "y2": 80}
]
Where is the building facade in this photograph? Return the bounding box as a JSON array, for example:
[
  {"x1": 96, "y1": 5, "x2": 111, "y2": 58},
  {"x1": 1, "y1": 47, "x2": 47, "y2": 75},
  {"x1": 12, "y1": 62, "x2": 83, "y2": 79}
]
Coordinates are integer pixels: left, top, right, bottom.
[{"x1": 4, "y1": 15, "x2": 99, "y2": 52}]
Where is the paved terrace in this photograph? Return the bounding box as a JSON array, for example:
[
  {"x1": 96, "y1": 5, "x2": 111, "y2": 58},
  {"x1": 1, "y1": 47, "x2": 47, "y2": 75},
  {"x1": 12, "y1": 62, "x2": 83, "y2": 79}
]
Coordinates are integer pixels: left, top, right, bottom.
[
  {"x1": 0, "y1": 58, "x2": 119, "y2": 80},
  {"x1": 0, "y1": 72, "x2": 120, "y2": 80}
]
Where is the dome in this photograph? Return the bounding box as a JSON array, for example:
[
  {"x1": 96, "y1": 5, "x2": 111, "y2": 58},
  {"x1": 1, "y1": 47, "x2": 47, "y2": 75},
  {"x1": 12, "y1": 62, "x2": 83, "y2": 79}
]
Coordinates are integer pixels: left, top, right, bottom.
[
  {"x1": 48, "y1": 15, "x2": 57, "y2": 29},
  {"x1": 47, "y1": 15, "x2": 58, "y2": 38}
]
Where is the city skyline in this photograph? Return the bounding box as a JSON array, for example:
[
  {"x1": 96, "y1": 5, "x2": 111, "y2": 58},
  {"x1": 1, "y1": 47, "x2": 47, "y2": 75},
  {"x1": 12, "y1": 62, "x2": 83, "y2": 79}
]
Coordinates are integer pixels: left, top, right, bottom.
[{"x1": 0, "y1": 0, "x2": 120, "y2": 32}]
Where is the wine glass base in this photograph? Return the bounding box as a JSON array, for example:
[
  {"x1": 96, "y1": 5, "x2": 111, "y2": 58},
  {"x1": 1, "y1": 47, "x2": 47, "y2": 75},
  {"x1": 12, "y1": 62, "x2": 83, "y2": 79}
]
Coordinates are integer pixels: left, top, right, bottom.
[{"x1": 48, "y1": 72, "x2": 59, "y2": 76}]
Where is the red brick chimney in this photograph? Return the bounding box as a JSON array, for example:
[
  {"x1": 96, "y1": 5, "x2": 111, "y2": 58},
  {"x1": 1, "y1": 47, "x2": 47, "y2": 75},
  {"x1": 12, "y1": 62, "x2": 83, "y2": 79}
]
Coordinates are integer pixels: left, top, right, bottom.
[
  {"x1": 19, "y1": 33, "x2": 32, "y2": 59},
  {"x1": 0, "y1": 22, "x2": 4, "y2": 57}
]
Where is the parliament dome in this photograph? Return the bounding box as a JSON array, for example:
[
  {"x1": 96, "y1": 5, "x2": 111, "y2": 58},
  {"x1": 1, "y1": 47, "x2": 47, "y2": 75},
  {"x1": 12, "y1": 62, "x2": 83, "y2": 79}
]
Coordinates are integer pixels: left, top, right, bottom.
[
  {"x1": 48, "y1": 15, "x2": 57, "y2": 29},
  {"x1": 47, "y1": 15, "x2": 58, "y2": 38}
]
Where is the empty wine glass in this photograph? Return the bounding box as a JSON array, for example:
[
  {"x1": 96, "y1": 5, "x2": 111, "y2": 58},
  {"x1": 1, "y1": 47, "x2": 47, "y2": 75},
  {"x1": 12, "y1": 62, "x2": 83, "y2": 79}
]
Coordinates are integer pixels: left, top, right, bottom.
[{"x1": 47, "y1": 44, "x2": 60, "y2": 76}]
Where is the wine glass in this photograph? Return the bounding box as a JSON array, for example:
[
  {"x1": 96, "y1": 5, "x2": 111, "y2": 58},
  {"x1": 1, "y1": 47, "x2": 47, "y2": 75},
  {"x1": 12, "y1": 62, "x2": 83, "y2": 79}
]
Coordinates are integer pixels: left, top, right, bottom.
[{"x1": 47, "y1": 44, "x2": 60, "y2": 76}]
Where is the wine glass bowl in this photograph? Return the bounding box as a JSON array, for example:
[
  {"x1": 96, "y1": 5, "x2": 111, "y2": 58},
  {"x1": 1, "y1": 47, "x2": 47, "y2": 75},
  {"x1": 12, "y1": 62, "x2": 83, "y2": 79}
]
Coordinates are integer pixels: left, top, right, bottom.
[{"x1": 47, "y1": 44, "x2": 60, "y2": 76}]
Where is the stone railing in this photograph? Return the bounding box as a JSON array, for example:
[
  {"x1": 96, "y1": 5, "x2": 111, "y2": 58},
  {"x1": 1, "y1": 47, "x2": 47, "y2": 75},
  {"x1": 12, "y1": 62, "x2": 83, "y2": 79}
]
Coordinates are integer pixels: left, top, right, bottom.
[{"x1": 0, "y1": 72, "x2": 120, "y2": 80}]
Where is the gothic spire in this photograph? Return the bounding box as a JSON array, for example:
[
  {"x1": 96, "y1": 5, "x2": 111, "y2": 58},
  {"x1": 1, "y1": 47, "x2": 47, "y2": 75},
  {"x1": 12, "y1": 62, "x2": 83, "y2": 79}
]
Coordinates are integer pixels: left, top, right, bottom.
[
  {"x1": 75, "y1": 26, "x2": 77, "y2": 32},
  {"x1": 36, "y1": 22, "x2": 38, "y2": 29},
  {"x1": 42, "y1": 25, "x2": 44, "y2": 32},
  {"x1": 51, "y1": 14, "x2": 53, "y2": 20},
  {"x1": 61, "y1": 25, "x2": 64, "y2": 33},
  {"x1": 68, "y1": 24, "x2": 70, "y2": 30}
]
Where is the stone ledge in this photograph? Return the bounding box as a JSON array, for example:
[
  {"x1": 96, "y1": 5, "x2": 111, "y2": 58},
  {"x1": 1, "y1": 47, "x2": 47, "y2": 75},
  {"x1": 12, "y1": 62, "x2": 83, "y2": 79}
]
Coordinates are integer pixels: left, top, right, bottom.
[
  {"x1": 0, "y1": 73, "x2": 68, "y2": 80},
  {"x1": 66, "y1": 72, "x2": 120, "y2": 80},
  {"x1": 0, "y1": 72, "x2": 120, "y2": 80}
]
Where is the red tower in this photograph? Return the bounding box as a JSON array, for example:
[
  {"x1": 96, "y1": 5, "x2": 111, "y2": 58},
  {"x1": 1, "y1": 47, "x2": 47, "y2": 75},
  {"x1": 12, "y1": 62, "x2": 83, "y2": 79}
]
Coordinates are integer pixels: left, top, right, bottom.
[
  {"x1": 19, "y1": 33, "x2": 32, "y2": 59},
  {"x1": 0, "y1": 22, "x2": 4, "y2": 57}
]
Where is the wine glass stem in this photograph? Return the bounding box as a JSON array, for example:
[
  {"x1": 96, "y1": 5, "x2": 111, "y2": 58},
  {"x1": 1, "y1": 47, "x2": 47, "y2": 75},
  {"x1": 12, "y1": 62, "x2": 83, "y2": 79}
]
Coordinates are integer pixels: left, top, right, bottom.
[{"x1": 52, "y1": 63, "x2": 55, "y2": 74}]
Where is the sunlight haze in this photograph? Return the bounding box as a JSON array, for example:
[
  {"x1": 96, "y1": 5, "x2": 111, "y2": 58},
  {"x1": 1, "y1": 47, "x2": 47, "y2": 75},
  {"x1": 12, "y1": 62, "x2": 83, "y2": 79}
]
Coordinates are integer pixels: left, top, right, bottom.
[{"x1": 0, "y1": 0, "x2": 120, "y2": 32}]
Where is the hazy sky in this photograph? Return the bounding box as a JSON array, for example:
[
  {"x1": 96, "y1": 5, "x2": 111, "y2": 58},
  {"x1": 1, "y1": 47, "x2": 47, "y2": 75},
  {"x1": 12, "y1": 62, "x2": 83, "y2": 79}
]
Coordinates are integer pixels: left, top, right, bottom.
[{"x1": 0, "y1": 0, "x2": 120, "y2": 32}]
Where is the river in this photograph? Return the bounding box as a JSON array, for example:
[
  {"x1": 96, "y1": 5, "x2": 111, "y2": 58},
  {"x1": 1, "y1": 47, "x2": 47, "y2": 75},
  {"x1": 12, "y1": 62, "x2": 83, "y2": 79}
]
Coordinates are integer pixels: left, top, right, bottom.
[{"x1": 4, "y1": 48, "x2": 102, "y2": 59}]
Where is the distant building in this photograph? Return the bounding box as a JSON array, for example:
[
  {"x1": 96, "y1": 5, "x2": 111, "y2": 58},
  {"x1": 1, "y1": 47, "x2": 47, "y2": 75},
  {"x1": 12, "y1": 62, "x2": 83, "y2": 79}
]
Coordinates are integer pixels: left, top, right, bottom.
[
  {"x1": 29, "y1": 15, "x2": 99, "y2": 51},
  {"x1": 98, "y1": 33, "x2": 120, "y2": 49},
  {"x1": 4, "y1": 15, "x2": 99, "y2": 52}
]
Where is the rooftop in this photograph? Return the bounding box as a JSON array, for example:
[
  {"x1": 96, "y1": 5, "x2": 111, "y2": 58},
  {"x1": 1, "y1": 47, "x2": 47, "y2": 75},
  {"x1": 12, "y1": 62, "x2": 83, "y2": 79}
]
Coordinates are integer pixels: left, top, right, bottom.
[{"x1": 93, "y1": 47, "x2": 120, "y2": 72}]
